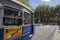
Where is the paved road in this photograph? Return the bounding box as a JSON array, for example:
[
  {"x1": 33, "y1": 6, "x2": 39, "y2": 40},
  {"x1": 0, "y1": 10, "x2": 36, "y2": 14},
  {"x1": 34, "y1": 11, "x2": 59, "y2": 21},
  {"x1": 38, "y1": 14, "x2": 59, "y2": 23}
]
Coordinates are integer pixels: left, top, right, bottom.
[
  {"x1": 31, "y1": 25, "x2": 56, "y2": 40},
  {"x1": 53, "y1": 26, "x2": 60, "y2": 40}
]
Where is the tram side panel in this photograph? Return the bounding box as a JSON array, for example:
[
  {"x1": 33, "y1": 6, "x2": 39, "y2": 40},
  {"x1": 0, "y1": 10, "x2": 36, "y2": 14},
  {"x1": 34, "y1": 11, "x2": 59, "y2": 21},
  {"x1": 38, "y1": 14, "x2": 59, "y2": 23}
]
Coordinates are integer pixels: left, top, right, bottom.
[
  {"x1": 0, "y1": 0, "x2": 34, "y2": 40},
  {"x1": 0, "y1": 5, "x2": 4, "y2": 40},
  {"x1": 22, "y1": 25, "x2": 32, "y2": 40},
  {"x1": 0, "y1": 9, "x2": 34, "y2": 40},
  {"x1": 0, "y1": 29, "x2": 4, "y2": 40}
]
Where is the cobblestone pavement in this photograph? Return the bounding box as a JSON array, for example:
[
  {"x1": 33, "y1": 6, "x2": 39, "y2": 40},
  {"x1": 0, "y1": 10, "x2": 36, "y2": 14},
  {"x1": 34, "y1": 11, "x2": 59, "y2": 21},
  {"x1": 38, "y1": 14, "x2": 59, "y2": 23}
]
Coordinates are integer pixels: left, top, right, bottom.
[{"x1": 31, "y1": 25, "x2": 56, "y2": 40}]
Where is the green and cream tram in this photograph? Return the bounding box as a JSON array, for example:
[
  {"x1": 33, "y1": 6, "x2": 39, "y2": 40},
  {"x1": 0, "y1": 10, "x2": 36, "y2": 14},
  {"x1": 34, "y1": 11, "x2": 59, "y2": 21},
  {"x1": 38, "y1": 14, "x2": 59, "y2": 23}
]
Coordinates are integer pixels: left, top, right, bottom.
[{"x1": 0, "y1": 0, "x2": 34, "y2": 40}]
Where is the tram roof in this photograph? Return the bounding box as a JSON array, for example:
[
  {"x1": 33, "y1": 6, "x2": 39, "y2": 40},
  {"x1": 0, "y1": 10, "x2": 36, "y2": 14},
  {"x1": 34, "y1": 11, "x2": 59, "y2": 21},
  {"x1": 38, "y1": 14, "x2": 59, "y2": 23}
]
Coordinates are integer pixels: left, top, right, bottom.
[{"x1": 10, "y1": 0, "x2": 34, "y2": 12}]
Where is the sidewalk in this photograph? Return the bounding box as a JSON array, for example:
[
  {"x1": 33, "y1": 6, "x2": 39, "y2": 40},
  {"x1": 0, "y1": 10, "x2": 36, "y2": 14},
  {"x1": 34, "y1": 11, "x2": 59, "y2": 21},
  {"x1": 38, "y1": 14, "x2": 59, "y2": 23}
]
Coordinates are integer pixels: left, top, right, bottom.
[{"x1": 53, "y1": 26, "x2": 60, "y2": 40}]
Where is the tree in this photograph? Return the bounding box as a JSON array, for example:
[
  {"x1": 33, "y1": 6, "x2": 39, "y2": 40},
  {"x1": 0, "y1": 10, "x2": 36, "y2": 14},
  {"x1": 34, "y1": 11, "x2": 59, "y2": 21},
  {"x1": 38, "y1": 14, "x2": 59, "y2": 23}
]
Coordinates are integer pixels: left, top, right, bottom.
[
  {"x1": 34, "y1": 5, "x2": 57, "y2": 24},
  {"x1": 54, "y1": 5, "x2": 60, "y2": 21},
  {"x1": 48, "y1": 7, "x2": 55, "y2": 23},
  {"x1": 34, "y1": 5, "x2": 50, "y2": 23}
]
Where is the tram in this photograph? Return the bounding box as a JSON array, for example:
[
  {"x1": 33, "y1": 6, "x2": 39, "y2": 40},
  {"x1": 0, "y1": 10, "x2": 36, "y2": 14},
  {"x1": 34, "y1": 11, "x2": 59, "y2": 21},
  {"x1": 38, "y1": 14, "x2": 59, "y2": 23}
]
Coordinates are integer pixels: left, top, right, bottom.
[{"x1": 0, "y1": 0, "x2": 34, "y2": 40}]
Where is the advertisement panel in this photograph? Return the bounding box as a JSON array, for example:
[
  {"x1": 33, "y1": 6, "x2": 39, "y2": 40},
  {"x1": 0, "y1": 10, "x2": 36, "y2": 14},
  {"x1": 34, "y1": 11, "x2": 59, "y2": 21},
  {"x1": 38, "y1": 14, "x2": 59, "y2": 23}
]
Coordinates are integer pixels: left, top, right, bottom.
[{"x1": 4, "y1": 26, "x2": 22, "y2": 40}]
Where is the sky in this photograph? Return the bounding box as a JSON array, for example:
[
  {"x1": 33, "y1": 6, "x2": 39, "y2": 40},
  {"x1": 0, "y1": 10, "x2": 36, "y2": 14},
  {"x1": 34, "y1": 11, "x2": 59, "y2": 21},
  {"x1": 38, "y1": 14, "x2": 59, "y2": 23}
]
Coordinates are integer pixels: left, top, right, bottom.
[{"x1": 29, "y1": 0, "x2": 60, "y2": 9}]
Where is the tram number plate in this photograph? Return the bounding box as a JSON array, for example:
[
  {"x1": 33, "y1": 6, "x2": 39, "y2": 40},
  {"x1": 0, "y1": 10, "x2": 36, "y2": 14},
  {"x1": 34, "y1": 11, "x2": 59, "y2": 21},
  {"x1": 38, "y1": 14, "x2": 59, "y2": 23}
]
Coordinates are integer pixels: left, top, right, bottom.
[{"x1": 4, "y1": 27, "x2": 22, "y2": 40}]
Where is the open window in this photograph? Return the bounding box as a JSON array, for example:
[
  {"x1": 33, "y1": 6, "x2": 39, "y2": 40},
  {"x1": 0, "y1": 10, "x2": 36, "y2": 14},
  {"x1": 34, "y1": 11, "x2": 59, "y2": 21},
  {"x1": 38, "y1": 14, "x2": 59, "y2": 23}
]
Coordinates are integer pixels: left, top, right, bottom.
[{"x1": 3, "y1": 7, "x2": 22, "y2": 26}]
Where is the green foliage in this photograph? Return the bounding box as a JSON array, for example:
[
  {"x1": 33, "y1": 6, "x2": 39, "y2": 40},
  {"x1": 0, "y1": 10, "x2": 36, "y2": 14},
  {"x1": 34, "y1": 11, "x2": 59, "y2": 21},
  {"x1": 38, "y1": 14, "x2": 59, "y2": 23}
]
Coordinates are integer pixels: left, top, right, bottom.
[{"x1": 34, "y1": 5, "x2": 60, "y2": 23}]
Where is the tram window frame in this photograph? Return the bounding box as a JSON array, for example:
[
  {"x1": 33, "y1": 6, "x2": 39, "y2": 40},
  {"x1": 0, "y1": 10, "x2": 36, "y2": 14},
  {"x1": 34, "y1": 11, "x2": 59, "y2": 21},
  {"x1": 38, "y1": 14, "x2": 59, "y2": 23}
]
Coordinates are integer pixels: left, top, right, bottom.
[
  {"x1": 4, "y1": 7, "x2": 22, "y2": 17},
  {"x1": 24, "y1": 12, "x2": 31, "y2": 25},
  {"x1": 3, "y1": 7, "x2": 22, "y2": 26}
]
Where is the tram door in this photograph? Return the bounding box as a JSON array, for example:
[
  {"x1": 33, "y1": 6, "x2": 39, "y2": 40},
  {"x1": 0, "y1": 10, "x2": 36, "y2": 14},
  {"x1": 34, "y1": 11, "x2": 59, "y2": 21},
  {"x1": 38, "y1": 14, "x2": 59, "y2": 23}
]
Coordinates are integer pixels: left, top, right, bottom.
[
  {"x1": 22, "y1": 11, "x2": 33, "y2": 40},
  {"x1": 3, "y1": 7, "x2": 22, "y2": 40}
]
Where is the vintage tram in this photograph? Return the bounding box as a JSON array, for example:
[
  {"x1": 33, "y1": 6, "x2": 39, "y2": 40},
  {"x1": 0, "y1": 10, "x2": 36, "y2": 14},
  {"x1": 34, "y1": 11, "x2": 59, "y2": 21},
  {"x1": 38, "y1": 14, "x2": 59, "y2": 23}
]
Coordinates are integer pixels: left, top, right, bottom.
[{"x1": 0, "y1": 0, "x2": 34, "y2": 40}]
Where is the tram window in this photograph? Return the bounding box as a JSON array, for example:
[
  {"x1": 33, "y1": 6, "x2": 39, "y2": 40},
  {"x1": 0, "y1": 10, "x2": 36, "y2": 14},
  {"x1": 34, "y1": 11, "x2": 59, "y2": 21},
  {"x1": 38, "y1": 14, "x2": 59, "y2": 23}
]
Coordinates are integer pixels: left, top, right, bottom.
[
  {"x1": 4, "y1": 9, "x2": 18, "y2": 16},
  {"x1": 4, "y1": 8, "x2": 22, "y2": 17},
  {"x1": 15, "y1": 18, "x2": 22, "y2": 25},
  {"x1": 3, "y1": 17, "x2": 15, "y2": 25},
  {"x1": 3, "y1": 7, "x2": 22, "y2": 26},
  {"x1": 24, "y1": 12, "x2": 31, "y2": 25},
  {"x1": 3, "y1": 17, "x2": 22, "y2": 26}
]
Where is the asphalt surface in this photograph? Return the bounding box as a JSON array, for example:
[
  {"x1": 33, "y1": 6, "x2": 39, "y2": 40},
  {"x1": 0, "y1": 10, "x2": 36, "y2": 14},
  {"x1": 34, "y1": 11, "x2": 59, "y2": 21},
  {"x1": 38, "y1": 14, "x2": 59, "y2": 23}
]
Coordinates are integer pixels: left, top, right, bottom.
[
  {"x1": 53, "y1": 26, "x2": 60, "y2": 40},
  {"x1": 31, "y1": 25, "x2": 57, "y2": 40}
]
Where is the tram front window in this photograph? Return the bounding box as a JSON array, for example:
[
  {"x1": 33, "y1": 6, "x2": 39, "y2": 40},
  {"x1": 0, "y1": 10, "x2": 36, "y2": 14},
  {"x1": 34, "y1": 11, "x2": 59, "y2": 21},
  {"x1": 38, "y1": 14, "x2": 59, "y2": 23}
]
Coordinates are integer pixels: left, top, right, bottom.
[{"x1": 3, "y1": 7, "x2": 22, "y2": 26}]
